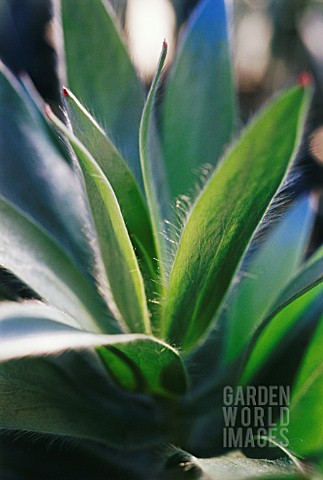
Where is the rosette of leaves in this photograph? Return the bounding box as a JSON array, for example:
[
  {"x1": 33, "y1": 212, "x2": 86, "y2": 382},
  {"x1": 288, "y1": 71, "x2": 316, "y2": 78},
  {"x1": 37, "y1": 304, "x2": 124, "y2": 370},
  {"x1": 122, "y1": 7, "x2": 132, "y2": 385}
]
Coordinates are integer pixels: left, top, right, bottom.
[{"x1": 0, "y1": 0, "x2": 322, "y2": 479}]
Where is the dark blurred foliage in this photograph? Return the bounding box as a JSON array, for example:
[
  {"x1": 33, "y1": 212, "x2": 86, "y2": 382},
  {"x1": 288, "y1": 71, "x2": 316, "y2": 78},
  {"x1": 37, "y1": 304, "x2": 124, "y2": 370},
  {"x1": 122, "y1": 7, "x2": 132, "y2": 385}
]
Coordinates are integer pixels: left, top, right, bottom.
[
  {"x1": 0, "y1": 267, "x2": 40, "y2": 301},
  {"x1": 0, "y1": 0, "x2": 62, "y2": 117},
  {"x1": 171, "y1": 0, "x2": 200, "y2": 26},
  {"x1": 0, "y1": 431, "x2": 161, "y2": 480},
  {"x1": 0, "y1": 0, "x2": 64, "y2": 303}
]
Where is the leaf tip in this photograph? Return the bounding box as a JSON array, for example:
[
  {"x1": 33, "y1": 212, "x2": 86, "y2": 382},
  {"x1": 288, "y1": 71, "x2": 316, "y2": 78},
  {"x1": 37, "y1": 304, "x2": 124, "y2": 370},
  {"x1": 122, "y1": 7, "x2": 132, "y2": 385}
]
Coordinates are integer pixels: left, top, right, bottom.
[
  {"x1": 298, "y1": 71, "x2": 313, "y2": 88},
  {"x1": 43, "y1": 104, "x2": 52, "y2": 118},
  {"x1": 162, "y1": 38, "x2": 168, "y2": 52},
  {"x1": 62, "y1": 86, "x2": 70, "y2": 98}
]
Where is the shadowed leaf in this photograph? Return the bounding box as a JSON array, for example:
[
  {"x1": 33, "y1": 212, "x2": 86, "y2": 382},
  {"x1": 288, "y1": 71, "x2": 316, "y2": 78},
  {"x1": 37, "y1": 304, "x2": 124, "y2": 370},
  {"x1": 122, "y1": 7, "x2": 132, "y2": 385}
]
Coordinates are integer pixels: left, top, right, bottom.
[
  {"x1": 162, "y1": 0, "x2": 236, "y2": 204},
  {"x1": 0, "y1": 196, "x2": 118, "y2": 333},
  {"x1": 0, "y1": 62, "x2": 100, "y2": 287},
  {"x1": 224, "y1": 196, "x2": 315, "y2": 362}
]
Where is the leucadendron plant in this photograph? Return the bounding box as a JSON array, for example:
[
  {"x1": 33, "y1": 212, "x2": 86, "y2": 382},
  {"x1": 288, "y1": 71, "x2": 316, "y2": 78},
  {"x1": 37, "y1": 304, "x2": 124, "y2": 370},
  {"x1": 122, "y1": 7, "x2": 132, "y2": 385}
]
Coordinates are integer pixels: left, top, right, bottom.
[{"x1": 0, "y1": 0, "x2": 322, "y2": 478}]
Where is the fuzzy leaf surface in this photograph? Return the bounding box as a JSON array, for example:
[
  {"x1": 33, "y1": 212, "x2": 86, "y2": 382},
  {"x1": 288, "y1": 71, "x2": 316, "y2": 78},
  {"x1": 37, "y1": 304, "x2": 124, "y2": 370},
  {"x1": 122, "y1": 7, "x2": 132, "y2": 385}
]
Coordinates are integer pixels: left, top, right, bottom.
[
  {"x1": 61, "y1": 0, "x2": 145, "y2": 186},
  {"x1": 139, "y1": 42, "x2": 170, "y2": 274},
  {"x1": 49, "y1": 111, "x2": 150, "y2": 334},
  {"x1": 163, "y1": 86, "x2": 310, "y2": 351},
  {"x1": 162, "y1": 0, "x2": 236, "y2": 203},
  {"x1": 64, "y1": 88, "x2": 157, "y2": 284},
  {"x1": 0, "y1": 302, "x2": 187, "y2": 398}
]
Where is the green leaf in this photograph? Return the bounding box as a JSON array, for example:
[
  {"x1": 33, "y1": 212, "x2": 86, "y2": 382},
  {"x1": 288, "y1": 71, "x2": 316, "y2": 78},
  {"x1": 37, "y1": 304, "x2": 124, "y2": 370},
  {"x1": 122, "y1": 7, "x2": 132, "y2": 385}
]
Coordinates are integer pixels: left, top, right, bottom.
[
  {"x1": 0, "y1": 62, "x2": 100, "y2": 288},
  {"x1": 48, "y1": 109, "x2": 150, "y2": 335},
  {"x1": 0, "y1": 302, "x2": 187, "y2": 398},
  {"x1": 240, "y1": 282, "x2": 323, "y2": 384},
  {"x1": 161, "y1": 0, "x2": 236, "y2": 204},
  {"x1": 97, "y1": 339, "x2": 187, "y2": 398},
  {"x1": 276, "y1": 307, "x2": 323, "y2": 457},
  {"x1": 163, "y1": 85, "x2": 310, "y2": 351},
  {"x1": 240, "y1": 246, "x2": 323, "y2": 381},
  {"x1": 63, "y1": 88, "x2": 158, "y2": 285},
  {"x1": 224, "y1": 196, "x2": 314, "y2": 363},
  {"x1": 266, "y1": 245, "x2": 323, "y2": 322},
  {"x1": 0, "y1": 354, "x2": 166, "y2": 449},
  {"x1": 61, "y1": 0, "x2": 145, "y2": 186},
  {"x1": 0, "y1": 196, "x2": 119, "y2": 333},
  {"x1": 139, "y1": 41, "x2": 170, "y2": 274}
]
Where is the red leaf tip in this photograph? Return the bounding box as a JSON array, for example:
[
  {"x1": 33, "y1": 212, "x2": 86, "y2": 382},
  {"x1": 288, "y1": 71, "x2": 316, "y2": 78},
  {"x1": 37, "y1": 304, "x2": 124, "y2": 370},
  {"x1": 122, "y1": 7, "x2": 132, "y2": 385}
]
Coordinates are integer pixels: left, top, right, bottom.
[
  {"x1": 298, "y1": 71, "x2": 313, "y2": 88},
  {"x1": 162, "y1": 39, "x2": 168, "y2": 51},
  {"x1": 62, "y1": 86, "x2": 70, "y2": 98},
  {"x1": 44, "y1": 104, "x2": 51, "y2": 117}
]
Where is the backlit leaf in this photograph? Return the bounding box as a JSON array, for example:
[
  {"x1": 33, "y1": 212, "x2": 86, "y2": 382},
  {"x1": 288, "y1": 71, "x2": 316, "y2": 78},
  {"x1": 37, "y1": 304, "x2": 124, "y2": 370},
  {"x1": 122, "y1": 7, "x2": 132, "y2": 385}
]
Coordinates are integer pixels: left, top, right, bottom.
[
  {"x1": 63, "y1": 88, "x2": 157, "y2": 286},
  {"x1": 139, "y1": 41, "x2": 170, "y2": 279},
  {"x1": 0, "y1": 302, "x2": 187, "y2": 398},
  {"x1": 163, "y1": 85, "x2": 310, "y2": 351},
  {"x1": 48, "y1": 110, "x2": 151, "y2": 334}
]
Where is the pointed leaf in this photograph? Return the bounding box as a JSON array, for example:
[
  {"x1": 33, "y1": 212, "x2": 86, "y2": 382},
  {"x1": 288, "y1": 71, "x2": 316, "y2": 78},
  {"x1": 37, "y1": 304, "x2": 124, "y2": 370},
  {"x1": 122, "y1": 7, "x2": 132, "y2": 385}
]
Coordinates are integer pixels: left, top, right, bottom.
[
  {"x1": 139, "y1": 41, "x2": 170, "y2": 273},
  {"x1": 224, "y1": 196, "x2": 314, "y2": 363},
  {"x1": 0, "y1": 196, "x2": 119, "y2": 333},
  {"x1": 61, "y1": 0, "x2": 145, "y2": 186},
  {"x1": 48, "y1": 110, "x2": 150, "y2": 334},
  {"x1": 0, "y1": 302, "x2": 187, "y2": 398},
  {"x1": 187, "y1": 198, "x2": 315, "y2": 394},
  {"x1": 163, "y1": 85, "x2": 310, "y2": 351},
  {"x1": 162, "y1": 0, "x2": 236, "y2": 203},
  {"x1": 63, "y1": 87, "x2": 158, "y2": 285}
]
